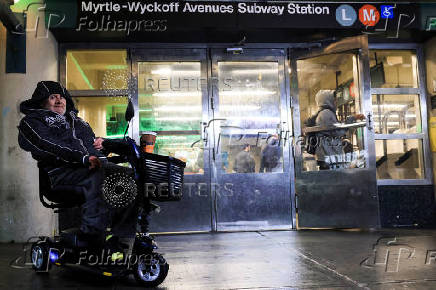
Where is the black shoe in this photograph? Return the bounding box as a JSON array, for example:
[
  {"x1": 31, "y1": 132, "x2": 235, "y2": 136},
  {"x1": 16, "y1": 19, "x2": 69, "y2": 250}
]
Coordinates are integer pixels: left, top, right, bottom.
[{"x1": 104, "y1": 234, "x2": 124, "y2": 262}]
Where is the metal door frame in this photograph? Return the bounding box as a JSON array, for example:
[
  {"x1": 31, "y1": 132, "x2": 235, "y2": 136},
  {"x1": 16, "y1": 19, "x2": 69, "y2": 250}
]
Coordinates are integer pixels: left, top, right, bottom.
[
  {"x1": 290, "y1": 35, "x2": 375, "y2": 174},
  {"x1": 131, "y1": 48, "x2": 215, "y2": 232},
  {"x1": 209, "y1": 48, "x2": 295, "y2": 231},
  {"x1": 289, "y1": 35, "x2": 380, "y2": 228}
]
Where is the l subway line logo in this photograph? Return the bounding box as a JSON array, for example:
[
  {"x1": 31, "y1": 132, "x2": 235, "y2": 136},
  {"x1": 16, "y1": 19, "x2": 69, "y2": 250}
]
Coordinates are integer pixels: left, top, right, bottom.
[{"x1": 359, "y1": 4, "x2": 380, "y2": 27}]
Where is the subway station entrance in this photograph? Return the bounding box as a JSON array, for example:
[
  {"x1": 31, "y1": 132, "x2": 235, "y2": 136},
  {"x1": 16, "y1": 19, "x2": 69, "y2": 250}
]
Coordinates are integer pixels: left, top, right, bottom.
[{"x1": 62, "y1": 36, "x2": 430, "y2": 232}]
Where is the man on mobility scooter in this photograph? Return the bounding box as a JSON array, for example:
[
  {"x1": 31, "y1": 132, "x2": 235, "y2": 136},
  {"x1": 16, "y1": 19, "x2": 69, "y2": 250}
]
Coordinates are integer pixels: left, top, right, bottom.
[
  {"x1": 18, "y1": 81, "x2": 141, "y2": 261},
  {"x1": 17, "y1": 81, "x2": 186, "y2": 286}
]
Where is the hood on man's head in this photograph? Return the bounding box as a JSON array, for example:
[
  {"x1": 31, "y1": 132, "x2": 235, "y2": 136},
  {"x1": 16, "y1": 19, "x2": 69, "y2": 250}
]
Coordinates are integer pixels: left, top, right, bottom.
[
  {"x1": 315, "y1": 90, "x2": 336, "y2": 111},
  {"x1": 19, "y1": 81, "x2": 77, "y2": 115}
]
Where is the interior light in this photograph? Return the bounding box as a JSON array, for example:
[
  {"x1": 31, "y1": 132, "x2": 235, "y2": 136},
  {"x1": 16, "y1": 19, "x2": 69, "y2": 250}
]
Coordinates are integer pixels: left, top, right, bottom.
[
  {"x1": 372, "y1": 104, "x2": 408, "y2": 109},
  {"x1": 153, "y1": 105, "x2": 261, "y2": 112},
  {"x1": 220, "y1": 90, "x2": 276, "y2": 97},
  {"x1": 152, "y1": 90, "x2": 274, "y2": 98},
  {"x1": 156, "y1": 136, "x2": 189, "y2": 140},
  {"x1": 221, "y1": 105, "x2": 262, "y2": 111},
  {"x1": 223, "y1": 116, "x2": 281, "y2": 122},
  {"x1": 152, "y1": 116, "x2": 280, "y2": 122},
  {"x1": 156, "y1": 117, "x2": 201, "y2": 121},
  {"x1": 151, "y1": 68, "x2": 171, "y2": 75},
  {"x1": 386, "y1": 56, "x2": 403, "y2": 66},
  {"x1": 373, "y1": 114, "x2": 416, "y2": 118},
  {"x1": 155, "y1": 106, "x2": 201, "y2": 112},
  {"x1": 153, "y1": 92, "x2": 202, "y2": 97},
  {"x1": 106, "y1": 65, "x2": 128, "y2": 70},
  {"x1": 150, "y1": 69, "x2": 201, "y2": 76},
  {"x1": 231, "y1": 69, "x2": 277, "y2": 75},
  {"x1": 14, "y1": 0, "x2": 21, "y2": 4}
]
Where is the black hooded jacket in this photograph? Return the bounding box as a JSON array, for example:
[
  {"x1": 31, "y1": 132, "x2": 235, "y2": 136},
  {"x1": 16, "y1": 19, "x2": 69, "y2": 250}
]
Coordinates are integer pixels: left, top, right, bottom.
[{"x1": 18, "y1": 82, "x2": 106, "y2": 174}]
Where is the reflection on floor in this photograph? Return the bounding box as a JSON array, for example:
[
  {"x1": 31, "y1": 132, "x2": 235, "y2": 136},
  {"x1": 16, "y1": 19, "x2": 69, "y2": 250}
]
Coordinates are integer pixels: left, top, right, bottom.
[{"x1": 2, "y1": 229, "x2": 436, "y2": 289}]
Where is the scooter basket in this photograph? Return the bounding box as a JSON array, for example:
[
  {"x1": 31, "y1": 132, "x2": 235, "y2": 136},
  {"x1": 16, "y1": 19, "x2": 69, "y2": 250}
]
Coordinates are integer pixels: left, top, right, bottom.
[{"x1": 141, "y1": 152, "x2": 186, "y2": 201}]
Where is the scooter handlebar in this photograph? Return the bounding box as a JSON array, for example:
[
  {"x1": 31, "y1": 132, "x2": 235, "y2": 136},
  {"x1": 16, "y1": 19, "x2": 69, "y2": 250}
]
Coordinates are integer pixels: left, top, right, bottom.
[{"x1": 102, "y1": 138, "x2": 132, "y2": 156}]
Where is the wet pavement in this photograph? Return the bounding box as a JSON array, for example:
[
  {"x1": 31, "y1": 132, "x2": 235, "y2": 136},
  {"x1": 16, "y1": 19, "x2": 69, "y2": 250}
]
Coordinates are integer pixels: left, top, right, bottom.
[{"x1": 1, "y1": 229, "x2": 436, "y2": 289}]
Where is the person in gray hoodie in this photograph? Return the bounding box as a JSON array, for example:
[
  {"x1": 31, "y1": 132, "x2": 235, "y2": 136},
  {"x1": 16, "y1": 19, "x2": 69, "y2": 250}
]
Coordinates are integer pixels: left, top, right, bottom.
[
  {"x1": 314, "y1": 90, "x2": 365, "y2": 170},
  {"x1": 314, "y1": 90, "x2": 345, "y2": 170}
]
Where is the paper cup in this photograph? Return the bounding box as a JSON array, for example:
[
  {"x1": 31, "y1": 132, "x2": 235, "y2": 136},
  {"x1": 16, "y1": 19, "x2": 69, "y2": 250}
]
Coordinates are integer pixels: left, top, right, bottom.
[{"x1": 140, "y1": 131, "x2": 157, "y2": 153}]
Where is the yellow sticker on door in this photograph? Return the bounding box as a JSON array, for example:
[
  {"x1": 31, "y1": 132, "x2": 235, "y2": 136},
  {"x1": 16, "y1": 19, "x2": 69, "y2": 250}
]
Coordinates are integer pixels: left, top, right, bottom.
[{"x1": 428, "y1": 117, "x2": 436, "y2": 152}]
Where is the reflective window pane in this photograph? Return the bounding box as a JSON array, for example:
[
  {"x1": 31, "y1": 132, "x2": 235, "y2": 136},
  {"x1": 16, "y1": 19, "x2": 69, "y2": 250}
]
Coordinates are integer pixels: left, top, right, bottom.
[
  {"x1": 72, "y1": 96, "x2": 128, "y2": 138},
  {"x1": 138, "y1": 62, "x2": 204, "y2": 174},
  {"x1": 297, "y1": 53, "x2": 366, "y2": 171},
  {"x1": 154, "y1": 135, "x2": 204, "y2": 175},
  {"x1": 372, "y1": 94, "x2": 421, "y2": 134},
  {"x1": 218, "y1": 130, "x2": 283, "y2": 174},
  {"x1": 217, "y1": 62, "x2": 283, "y2": 174},
  {"x1": 369, "y1": 50, "x2": 418, "y2": 88},
  {"x1": 138, "y1": 62, "x2": 202, "y2": 132},
  {"x1": 217, "y1": 62, "x2": 281, "y2": 130},
  {"x1": 376, "y1": 139, "x2": 424, "y2": 179},
  {"x1": 66, "y1": 50, "x2": 128, "y2": 91}
]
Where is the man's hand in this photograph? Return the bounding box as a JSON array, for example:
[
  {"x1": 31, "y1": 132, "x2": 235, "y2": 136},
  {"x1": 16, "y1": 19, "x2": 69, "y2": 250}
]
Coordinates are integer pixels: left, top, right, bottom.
[
  {"x1": 345, "y1": 114, "x2": 366, "y2": 124},
  {"x1": 89, "y1": 156, "x2": 101, "y2": 170},
  {"x1": 93, "y1": 137, "x2": 105, "y2": 150},
  {"x1": 354, "y1": 114, "x2": 365, "y2": 120}
]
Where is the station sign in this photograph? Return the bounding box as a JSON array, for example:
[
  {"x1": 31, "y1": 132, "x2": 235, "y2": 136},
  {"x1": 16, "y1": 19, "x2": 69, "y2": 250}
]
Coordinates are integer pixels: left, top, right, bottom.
[
  {"x1": 43, "y1": 1, "x2": 422, "y2": 40},
  {"x1": 44, "y1": 0, "x2": 419, "y2": 34}
]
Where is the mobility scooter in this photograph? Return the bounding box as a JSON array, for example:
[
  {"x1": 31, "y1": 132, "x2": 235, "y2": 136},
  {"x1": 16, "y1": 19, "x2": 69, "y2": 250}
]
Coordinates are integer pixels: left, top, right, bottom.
[{"x1": 29, "y1": 100, "x2": 186, "y2": 287}]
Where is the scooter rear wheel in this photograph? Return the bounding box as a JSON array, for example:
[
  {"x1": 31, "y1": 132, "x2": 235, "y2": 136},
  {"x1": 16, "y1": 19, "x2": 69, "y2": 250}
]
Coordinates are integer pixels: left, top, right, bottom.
[{"x1": 133, "y1": 253, "x2": 169, "y2": 287}]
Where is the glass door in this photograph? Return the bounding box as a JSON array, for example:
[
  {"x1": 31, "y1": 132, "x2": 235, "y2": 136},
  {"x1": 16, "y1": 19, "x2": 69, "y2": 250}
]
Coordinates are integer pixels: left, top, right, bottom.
[
  {"x1": 291, "y1": 36, "x2": 380, "y2": 228},
  {"x1": 132, "y1": 49, "x2": 212, "y2": 232},
  {"x1": 210, "y1": 49, "x2": 294, "y2": 231}
]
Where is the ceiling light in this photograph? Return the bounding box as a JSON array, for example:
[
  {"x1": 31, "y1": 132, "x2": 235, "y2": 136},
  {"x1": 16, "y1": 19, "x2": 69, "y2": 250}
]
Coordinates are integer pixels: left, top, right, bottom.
[
  {"x1": 150, "y1": 68, "x2": 201, "y2": 76},
  {"x1": 386, "y1": 56, "x2": 403, "y2": 66}
]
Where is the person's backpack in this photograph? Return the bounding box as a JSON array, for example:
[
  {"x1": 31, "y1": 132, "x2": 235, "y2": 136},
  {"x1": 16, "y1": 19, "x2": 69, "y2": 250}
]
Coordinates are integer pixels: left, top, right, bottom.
[
  {"x1": 262, "y1": 144, "x2": 280, "y2": 169},
  {"x1": 304, "y1": 112, "x2": 321, "y2": 155},
  {"x1": 304, "y1": 107, "x2": 336, "y2": 155}
]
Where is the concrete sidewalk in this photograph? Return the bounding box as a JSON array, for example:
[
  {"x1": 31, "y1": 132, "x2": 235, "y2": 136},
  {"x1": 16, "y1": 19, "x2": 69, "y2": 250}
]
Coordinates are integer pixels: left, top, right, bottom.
[{"x1": 1, "y1": 229, "x2": 436, "y2": 289}]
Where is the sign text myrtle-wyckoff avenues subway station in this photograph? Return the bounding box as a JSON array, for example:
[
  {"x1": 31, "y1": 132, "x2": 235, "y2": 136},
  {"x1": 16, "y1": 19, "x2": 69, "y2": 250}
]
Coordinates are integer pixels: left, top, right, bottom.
[
  {"x1": 75, "y1": 1, "x2": 419, "y2": 35},
  {"x1": 81, "y1": 2, "x2": 331, "y2": 15}
]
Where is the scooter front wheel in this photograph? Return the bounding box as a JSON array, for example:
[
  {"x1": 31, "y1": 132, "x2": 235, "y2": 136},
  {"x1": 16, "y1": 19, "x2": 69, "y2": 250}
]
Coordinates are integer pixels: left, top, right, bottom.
[
  {"x1": 30, "y1": 240, "x2": 51, "y2": 273},
  {"x1": 133, "y1": 253, "x2": 169, "y2": 287}
]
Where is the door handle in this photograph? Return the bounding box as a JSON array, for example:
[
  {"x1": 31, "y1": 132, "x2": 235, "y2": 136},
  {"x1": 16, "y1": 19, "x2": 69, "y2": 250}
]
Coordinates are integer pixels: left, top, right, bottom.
[
  {"x1": 278, "y1": 121, "x2": 286, "y2": 133},
  {"x1": 367, "y1": 112, "x2": 373, "y2": 131},
  {"x1": 278, "y1": 121, "x2": 287, "y2": 145},
  {"x1": 201, "y1": 122, "x2": 208, "y2": 143}
]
